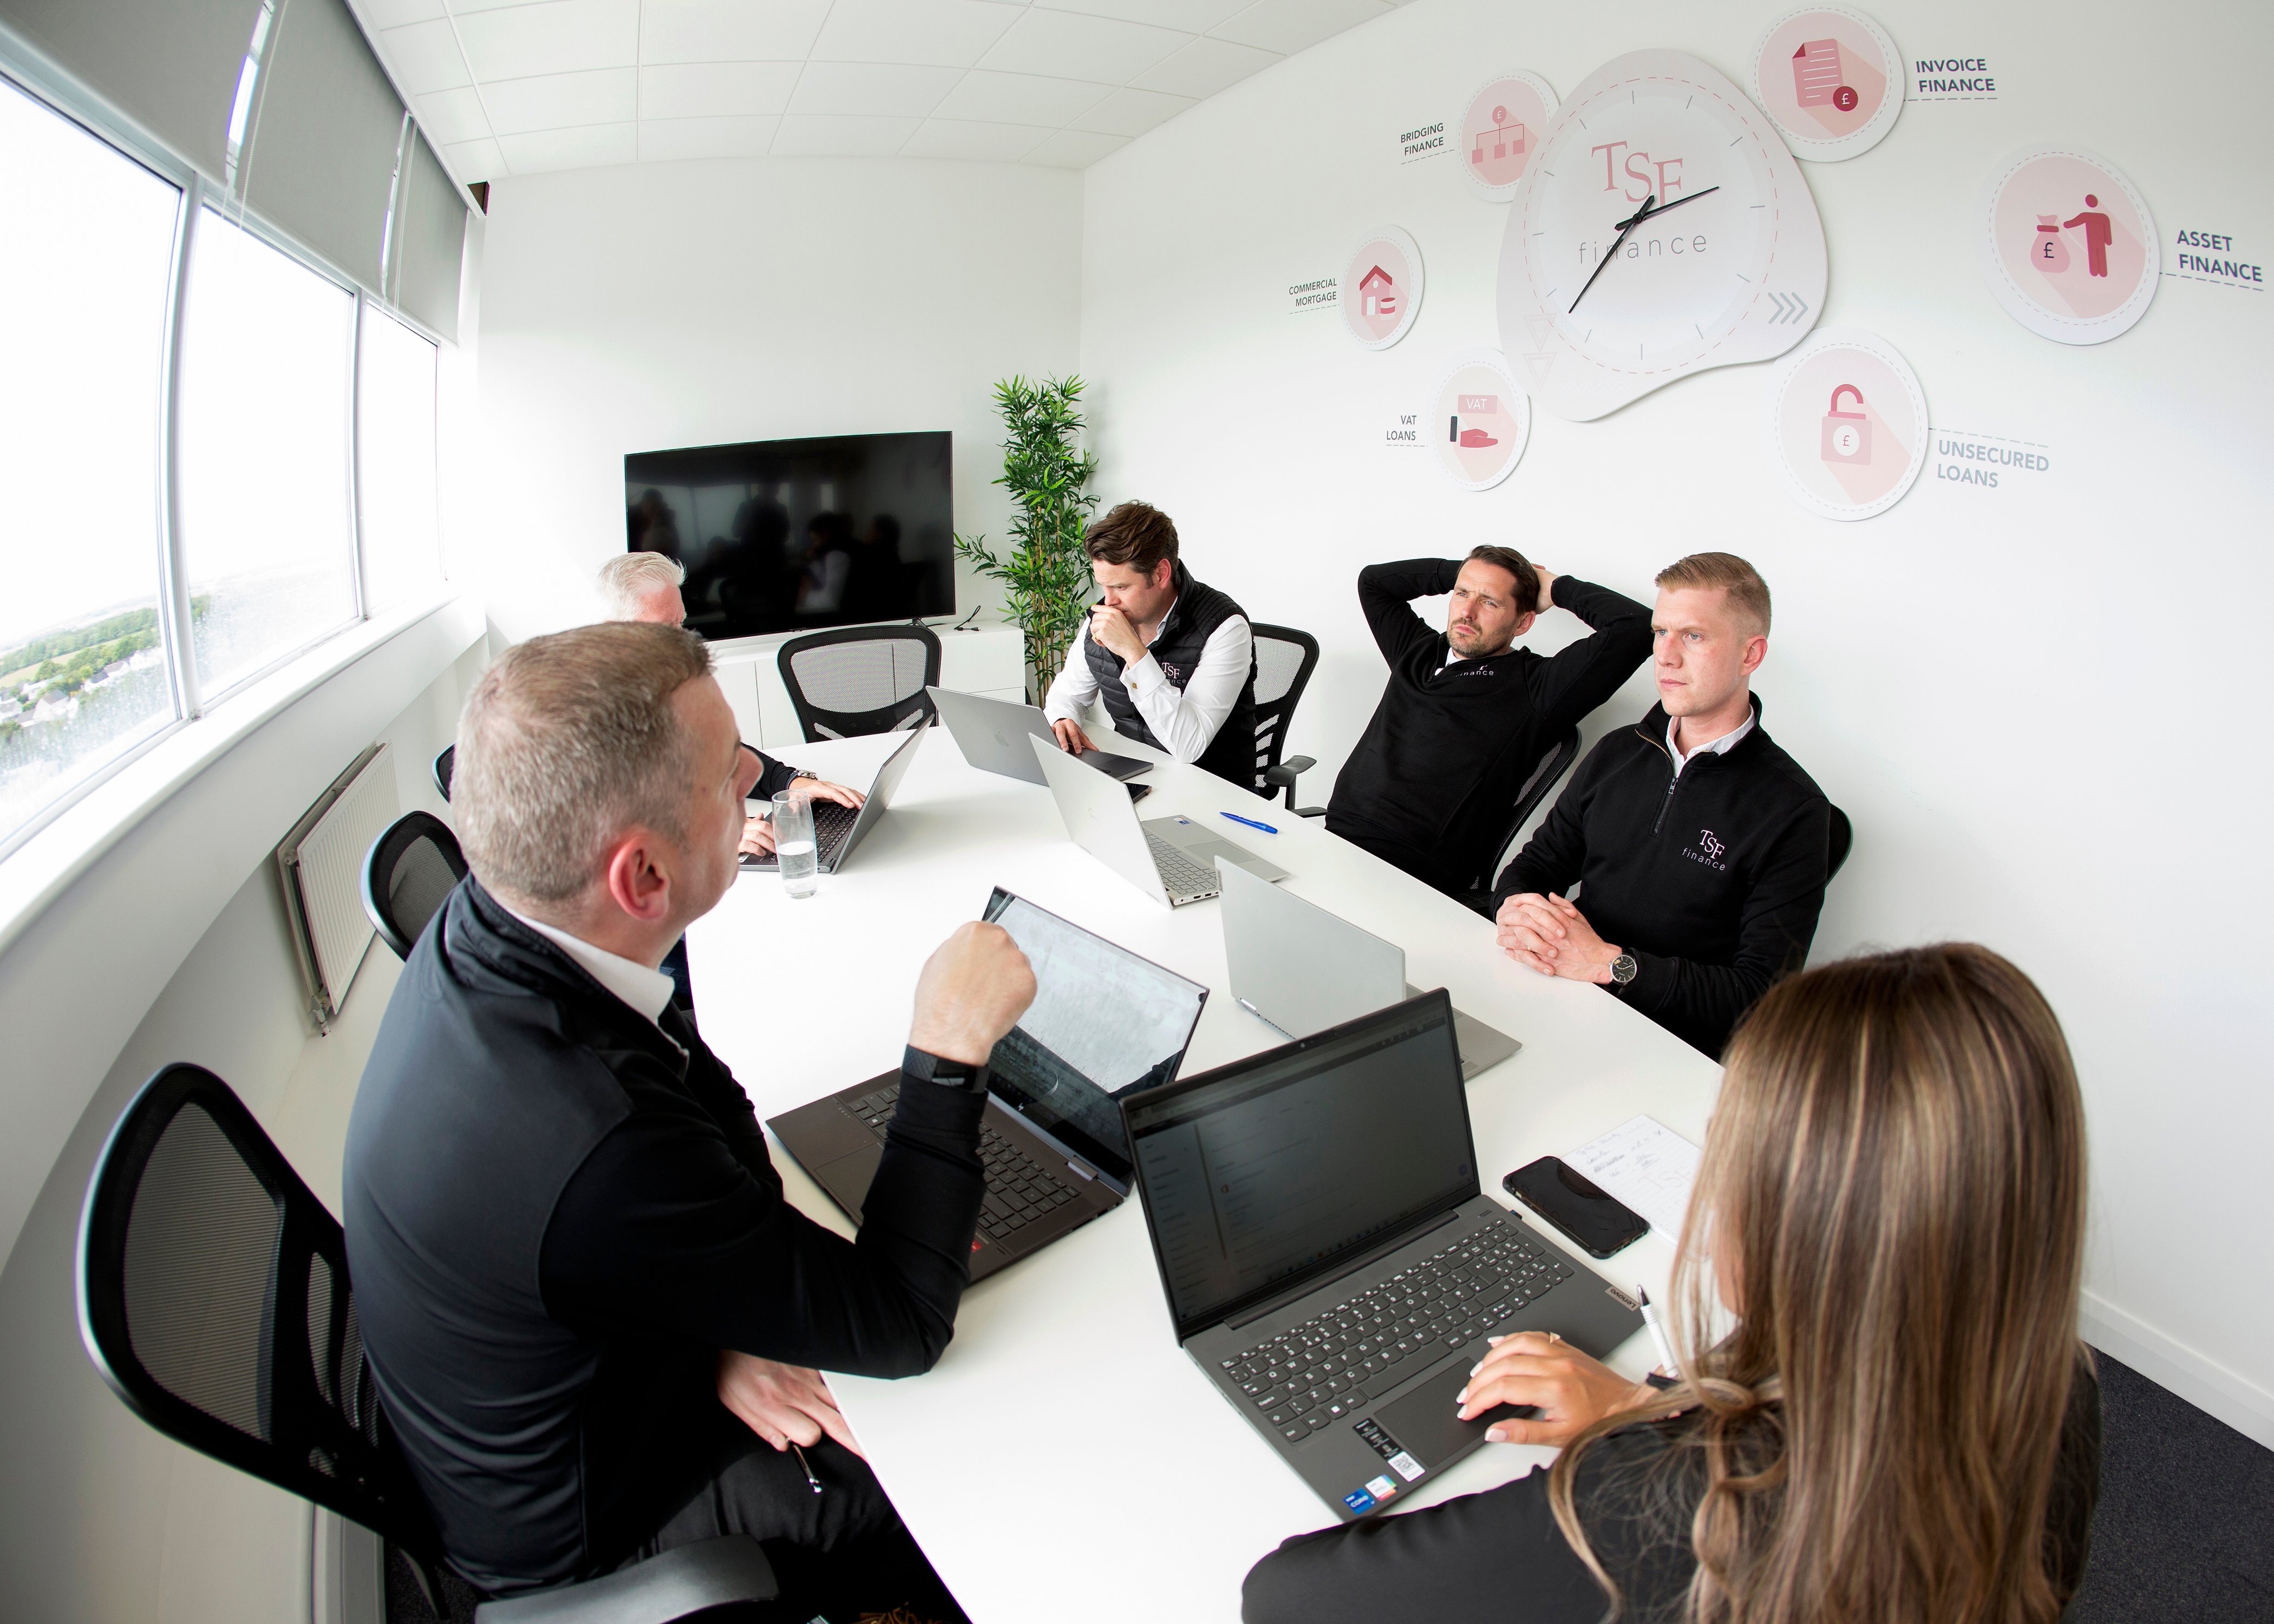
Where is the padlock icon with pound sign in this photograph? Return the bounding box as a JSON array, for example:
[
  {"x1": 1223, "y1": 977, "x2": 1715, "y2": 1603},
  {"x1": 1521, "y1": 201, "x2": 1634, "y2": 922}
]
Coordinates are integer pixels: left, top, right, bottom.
[{"x1": 1819, "y1": 384, "x2": 1872, "y2": 465}]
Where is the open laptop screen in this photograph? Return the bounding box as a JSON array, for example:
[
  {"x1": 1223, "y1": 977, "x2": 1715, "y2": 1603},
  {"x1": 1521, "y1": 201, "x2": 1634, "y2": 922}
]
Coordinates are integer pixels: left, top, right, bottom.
[
  {"x1": 980, "y1": 888, "x2": 1208, "y2": 1185},
  {"x1": 1122, "y1": 993, "x2": 1474, "y2": 1338}
]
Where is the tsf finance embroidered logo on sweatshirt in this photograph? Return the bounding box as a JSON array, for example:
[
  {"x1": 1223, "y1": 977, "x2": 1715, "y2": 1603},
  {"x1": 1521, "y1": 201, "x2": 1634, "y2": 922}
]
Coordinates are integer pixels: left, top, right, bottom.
[{"x1": 1684, "y1": 829, "x2": 1729, "y2": 871}]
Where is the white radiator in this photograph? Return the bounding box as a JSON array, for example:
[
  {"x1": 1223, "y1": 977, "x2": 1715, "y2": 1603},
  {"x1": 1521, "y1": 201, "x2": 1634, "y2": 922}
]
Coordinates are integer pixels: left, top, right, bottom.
[{"x1": 276, "y1": 744, "x2": 398, "y2": 1032}]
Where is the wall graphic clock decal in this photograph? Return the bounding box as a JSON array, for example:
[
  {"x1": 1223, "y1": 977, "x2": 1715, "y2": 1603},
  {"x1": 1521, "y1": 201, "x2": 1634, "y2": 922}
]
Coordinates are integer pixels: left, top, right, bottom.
[
  {"x1": 1497, "y1": 48, "x2": 1828, "y2": 421},
  {"x1": 1766, "y1": 327, "x2": 1927, "y2": 520},
  {"x1": 1978, "y1": 146, "x2": 2158, "y2": 344},
  {"x1": 1429, "y1": 349, "x2": 1531, "y2": 489},
  {"x1": 1748, "y1": 5, "x2": 1904, "y2": 161},
  {"x1": 1459, "y1": 72, "x2": 1558, "y2": 202},
  {"x1": 1341, "y1": 226, "x2": 1424, "y2": 350}
]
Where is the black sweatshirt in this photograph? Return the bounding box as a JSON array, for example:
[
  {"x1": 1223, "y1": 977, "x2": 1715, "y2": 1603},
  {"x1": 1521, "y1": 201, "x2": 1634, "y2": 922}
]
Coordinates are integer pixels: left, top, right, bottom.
[
  {"x1": 1492, "y1": 696, "x2": 1830, "y2": 1057},
  {"x1": 1243, "y1": 1360, "x2": 2101, "y2": 1624},
  {"x1": 1325, "y1": 561, "x2": 1651, "y2": 894},
  {"x1": 343, "y1": 879, "x2": 985, "y2": 1594}
]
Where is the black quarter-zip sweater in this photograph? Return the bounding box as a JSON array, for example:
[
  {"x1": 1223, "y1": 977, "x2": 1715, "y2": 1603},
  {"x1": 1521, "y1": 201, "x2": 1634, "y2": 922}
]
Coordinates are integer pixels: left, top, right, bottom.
[
  {"x1": 344, "y1": 878, "x2": 985, "y2": 1593},
  {"x1": 1491, "y1": 696, "x2": 1831, "y2": 1058},
  {"x1": 1326, "y1": 561, "x2": 1651, "y2": 894}
]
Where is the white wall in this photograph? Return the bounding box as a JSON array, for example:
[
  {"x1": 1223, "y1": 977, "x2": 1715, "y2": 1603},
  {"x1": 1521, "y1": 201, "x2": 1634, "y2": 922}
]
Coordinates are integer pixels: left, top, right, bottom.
[
  {"x1": 1080, "y1": 0, "x2": 2274, "y2": 1440},
  {"x1": 0, "y1": 632, "x2": 485, "y2": 1623},
  {"x1": 462, "y1": 156, "x2": 1085, "y2": 643}
]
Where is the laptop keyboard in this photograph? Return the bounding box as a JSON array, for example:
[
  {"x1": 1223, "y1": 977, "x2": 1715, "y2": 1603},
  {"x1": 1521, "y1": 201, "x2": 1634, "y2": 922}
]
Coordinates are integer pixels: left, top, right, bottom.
[
  {"x1": 1145, "y1": 830, "x2": 1221, "y2": 898},
  {"x1": 1217, "y1": 1220, "x2": 1575, "y2": 1443},
  {"x1": 747, "y1": 800, "x2": 859, "y2": 869},
  {"x1": 847, "y1": 1082, "x2": 1080, "y2": 1242}
]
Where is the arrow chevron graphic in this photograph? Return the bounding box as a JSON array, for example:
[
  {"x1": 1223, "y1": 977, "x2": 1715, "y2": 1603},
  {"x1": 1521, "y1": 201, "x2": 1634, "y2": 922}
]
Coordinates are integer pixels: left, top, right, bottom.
[{"x1": 1767, "y1": 290, "x2": 1812, "y2": 324}]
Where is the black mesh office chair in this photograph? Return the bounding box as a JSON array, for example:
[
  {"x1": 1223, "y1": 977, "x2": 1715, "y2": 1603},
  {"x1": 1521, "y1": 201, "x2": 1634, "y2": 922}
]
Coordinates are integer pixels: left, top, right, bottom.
[
  {"x1": 1827, "y1": 803, "x2": 1853, "y2": 881},
  {"x1": 434, "y1": 745, "x2": 456, "y2": 803},
  {"x1": 363, "y1": 811, "x2": 468, "y2": 961},
  {"x1": 76, "y1": 1064, "x2": 779, "y2": 1624},
  {"x1": 1248, "y1": 624, "x2": 1322, "y2": 813},
  {"x1": 776, "y1": 625, "x2": 940, "y2": 742},
  {"x1": 1458, "y1": 724, "x2": 1584, "y2": 915}
]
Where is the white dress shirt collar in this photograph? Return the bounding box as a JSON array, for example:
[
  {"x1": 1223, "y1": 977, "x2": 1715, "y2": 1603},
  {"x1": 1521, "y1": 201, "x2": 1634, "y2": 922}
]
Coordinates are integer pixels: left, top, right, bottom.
[
  {"x1": 1666, "y1": 708, "x2": 1756, "y2": 776},
  {"x1": 501, "y1": 903, "x2": 677, "y2": 1031}
]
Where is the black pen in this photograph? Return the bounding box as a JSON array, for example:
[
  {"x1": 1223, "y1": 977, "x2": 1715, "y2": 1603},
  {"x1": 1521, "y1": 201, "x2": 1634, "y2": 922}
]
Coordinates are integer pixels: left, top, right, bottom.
[{"x1": 790, "y1": 1442, "x2": 822, "y2": 1496}]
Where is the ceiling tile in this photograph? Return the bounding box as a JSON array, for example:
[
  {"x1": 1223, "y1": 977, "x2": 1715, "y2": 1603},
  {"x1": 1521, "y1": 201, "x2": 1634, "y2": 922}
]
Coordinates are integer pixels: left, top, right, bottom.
[
  {"x1": 812, "y1": 0, "x2": 1024, "y2": 69},
  {"x1": 378, "y1": 19, "x2": 473, "y2": 93},
  {"x1": 639, "y1": 0, "x2": 831, "y2": 64},
  {"x1": 416, "y1": 86, "x2": 492, "y2": 145},
  {"x1": 638, "y1": 114, "x2": 782, "y2": 160},
  {"x1": 1132, "y1": 34, "x2": 1275, "y2": 97},
  {"x1": 978, "y1": 9, "x2": 1190, "y2": 84},
  {"x1": 901, "y1": 117, "x2": 1050, "y2": 160},
  {"x1": 639, "y1": 61, "x2": 801, "y2": 119},
  {"x1": 439, "y1": 134, "x2": 505, "y2": 181},
  {"x1": 787, "y1": 62, "x2": 962, "y2": 118},
  {"x1": 479, "y1": 67, "x2": 637, "y2": 133},
  {"x1": 1022, "y1": 127, "x2": 1127, "y2": 167},
  {"x1": 1069, "y1": 85, "x2": 1192, "y2": 136},
  {"x1": 1041, "y1": 0, "x2": 1249, "y2": 30},
  {"x1": 352, "y1": 0, "x2": 445, "y2": 29},
  {"x1": 495, "y1": 121, "x2": 638, "y2": 173},
  {"x1": 930, "y1": 69, "x2": 1109, "y2": 127},
  {"x1": 772, "y1": 114, "x2": 925, "y2": 156},
  {"x1": 1207, "y1": 0, "x2": 1388, "y2": 55},
  {"x1": 453, "y1": 0, "x2": 637, "y2": 81}
]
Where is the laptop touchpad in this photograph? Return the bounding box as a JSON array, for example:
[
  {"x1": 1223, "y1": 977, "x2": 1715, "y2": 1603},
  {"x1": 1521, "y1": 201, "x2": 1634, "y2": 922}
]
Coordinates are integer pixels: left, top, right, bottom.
[
  {"x1": 1371, "y1": 1361, "x2": 1537, "y2": 1469},
  {"x1": 814, "y1": 1143, "x2": 883, "y2": 1222}
]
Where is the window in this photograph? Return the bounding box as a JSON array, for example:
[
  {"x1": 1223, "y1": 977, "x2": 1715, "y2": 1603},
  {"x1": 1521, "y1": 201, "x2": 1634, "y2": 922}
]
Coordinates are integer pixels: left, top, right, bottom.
[
  {"x1": 0, "y1": 78, "x2": 181, "y2": 847},
  {"x1": 356, "y1": 303, "x2": 442, "y2": 617},
  {"x1": 175, "y1": 206, "x2": 360, "y2": 700}
]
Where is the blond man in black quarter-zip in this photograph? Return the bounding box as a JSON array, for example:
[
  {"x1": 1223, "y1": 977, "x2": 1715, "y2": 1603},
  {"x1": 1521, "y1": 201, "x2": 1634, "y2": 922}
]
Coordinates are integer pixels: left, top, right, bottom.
[{"x1": 1490, "y1": 553, "x2": 1832, "y2": 1058}]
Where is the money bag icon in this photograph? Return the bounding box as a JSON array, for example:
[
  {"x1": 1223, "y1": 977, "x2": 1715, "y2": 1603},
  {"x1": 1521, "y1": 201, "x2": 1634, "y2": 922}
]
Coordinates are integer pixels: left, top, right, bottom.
[{"x1": 2033, "y1": 213, "x2": 2072, "y2": 275}]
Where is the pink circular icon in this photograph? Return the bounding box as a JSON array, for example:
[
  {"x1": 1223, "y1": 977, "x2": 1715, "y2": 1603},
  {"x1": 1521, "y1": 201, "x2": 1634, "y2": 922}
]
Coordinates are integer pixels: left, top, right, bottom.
[
  {"x1": 1833, "y1": 84, "x2": 1859, "y2": 111},
  {"x1": 1459, "y1": 72, "x2": 1557, "y2": 200}
]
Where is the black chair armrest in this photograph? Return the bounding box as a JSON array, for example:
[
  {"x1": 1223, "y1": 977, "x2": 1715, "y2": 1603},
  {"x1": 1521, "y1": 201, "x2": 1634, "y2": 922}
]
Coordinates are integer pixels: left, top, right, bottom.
[
  {"x1": 472, "y1": 1537, "x2": 777, "y2": 1624},
  {"x1": 1262, "y1": 755, "x2": 1315, "y2": 789}
]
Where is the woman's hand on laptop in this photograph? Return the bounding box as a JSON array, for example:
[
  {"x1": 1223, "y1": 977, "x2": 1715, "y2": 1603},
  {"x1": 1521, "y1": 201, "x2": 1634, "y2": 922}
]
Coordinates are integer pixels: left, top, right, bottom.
[
  {"x1": 715, "y1": 1351, "x2": 863, "y2": 1457},
  {"x1": 908, "y1": 922, "x2": 1037, "y2": 1066},
  {"x1": 1050, "y1": 718, "x2": 1095, "y2": 755},
  {"x1": 1454, "y1": 1331, "x2": 1660, "y2": 1446}
]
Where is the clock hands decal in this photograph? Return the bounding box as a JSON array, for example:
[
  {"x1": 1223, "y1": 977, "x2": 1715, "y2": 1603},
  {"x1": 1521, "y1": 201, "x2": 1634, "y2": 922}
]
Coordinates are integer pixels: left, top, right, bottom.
[
  {"x1": 1569, "y1": 186, "x2": 1723, "y2": 312},
  {"x1": 1498, "y1": 49, "x2": 1826, "y2": 421}
]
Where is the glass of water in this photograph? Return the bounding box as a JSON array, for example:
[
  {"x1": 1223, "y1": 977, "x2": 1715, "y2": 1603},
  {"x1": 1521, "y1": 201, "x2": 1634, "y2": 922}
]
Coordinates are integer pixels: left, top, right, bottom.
[{"x1": 771, "y1": 788, "x2": 819, "y2": 899}]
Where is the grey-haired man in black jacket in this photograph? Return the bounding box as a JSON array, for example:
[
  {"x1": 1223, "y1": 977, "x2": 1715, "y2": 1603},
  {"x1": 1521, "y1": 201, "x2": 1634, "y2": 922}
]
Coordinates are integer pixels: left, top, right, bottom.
[
  {"x1": 1491, "y1": 553, "x2": 1831, "y2": 1057},
  {"x1": 345, "y1": 622, "x2": 1035, "y2": 1615}
]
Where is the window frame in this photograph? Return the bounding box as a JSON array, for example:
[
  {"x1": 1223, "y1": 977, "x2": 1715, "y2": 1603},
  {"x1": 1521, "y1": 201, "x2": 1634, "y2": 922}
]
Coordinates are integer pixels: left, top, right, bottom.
[{"x1": 0, "y1": 41, "x2": 454, "y2": 867}]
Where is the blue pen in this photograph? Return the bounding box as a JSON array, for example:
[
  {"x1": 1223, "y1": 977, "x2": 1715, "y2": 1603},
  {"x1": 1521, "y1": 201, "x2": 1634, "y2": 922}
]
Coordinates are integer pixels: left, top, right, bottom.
[{"x1": 1221, "y1": 811, "x2": 1279, "y2": 835}]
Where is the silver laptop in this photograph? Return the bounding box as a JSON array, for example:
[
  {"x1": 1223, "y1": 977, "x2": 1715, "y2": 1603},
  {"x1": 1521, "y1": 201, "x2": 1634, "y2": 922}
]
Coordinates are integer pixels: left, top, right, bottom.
[
  {"x1": 1029, "y1": 734, "x2": 1289, "y2": 906},
  {"x1": 740, "y1": 719, "x2": 928, "y2": 874},
  {"x1": 1216, "y1": 860, "x2": 1521, "y2": 1079},
  {"x1": 927, "y1": 686, "x2": 1151, "y2": 785}
]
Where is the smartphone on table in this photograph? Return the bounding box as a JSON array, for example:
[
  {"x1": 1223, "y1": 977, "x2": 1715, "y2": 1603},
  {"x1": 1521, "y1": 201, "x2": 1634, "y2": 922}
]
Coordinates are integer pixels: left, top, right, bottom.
[{"x1": 1501, "y1": 1156, "x2": 1648, "y2": 1259}]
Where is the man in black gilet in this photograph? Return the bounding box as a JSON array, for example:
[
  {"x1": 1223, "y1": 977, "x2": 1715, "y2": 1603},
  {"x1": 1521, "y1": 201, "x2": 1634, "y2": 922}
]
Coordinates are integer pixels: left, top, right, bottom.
[
  {"x1": 1042, "y1": 500, "x2": 1259, "y2": 789},
  {"x1": 345, "y1": 622, "x2": 1037, "y2": 1615},
  {"x1": 1490, "y1": 554, "x2": 1832, "y2": 1057}
]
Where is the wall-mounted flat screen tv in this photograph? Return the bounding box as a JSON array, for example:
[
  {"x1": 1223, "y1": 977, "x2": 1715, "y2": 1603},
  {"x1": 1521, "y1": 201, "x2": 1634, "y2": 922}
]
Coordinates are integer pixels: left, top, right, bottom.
[{"x1": 623, "y1": 430, "x2": 953, "y2": 640}]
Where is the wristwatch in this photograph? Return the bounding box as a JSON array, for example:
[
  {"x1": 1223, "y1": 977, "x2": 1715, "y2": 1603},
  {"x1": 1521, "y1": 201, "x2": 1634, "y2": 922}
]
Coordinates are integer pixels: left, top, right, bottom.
[
  {"x1": 1606, "y1": 953, "x2": 1638, "y2": 990},
  {"x1": 904, "y1": 1045, "x2": 990, "y2": 1095}
]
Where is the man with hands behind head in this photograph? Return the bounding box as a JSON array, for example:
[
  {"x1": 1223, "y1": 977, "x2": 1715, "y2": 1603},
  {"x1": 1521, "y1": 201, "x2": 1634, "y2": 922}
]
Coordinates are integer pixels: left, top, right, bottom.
[
  {"x1": 1490, "y1": 553, "x2": 1830, "y2": 1057},
  {"x1": 346, "y1": 621, "x2": 1036, "y2": 1618},
  {"x1": 1325, "y1": 549, "x2": 1651, "y2": 902}
]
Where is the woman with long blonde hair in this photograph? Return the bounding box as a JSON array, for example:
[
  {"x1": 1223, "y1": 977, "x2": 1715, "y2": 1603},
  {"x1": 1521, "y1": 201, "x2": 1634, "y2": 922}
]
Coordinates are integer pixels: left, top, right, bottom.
[{"x1": 1243, "y1": 944, "x2": 2100, "y2": 1624}]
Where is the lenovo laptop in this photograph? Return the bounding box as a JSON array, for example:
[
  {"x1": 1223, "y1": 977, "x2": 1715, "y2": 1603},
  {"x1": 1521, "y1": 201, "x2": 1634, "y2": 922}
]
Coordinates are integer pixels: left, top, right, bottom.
[
  {"x1": 1214, "y1": 860, "x2": 1521, "y2": 1079},
  {"x1": 767, "y1": 887, "x2": 1207, "y2": 1282},
  {"x1": 927, "y1": 686, "x2": 1151, "y2": 785},
  {"x1": 1030, "y1": 735, "x2": 1289, "y2": 906},
  {"x1": 1119, "y1": 991, "x2": 1643, "y2": 1521},
  {"x1": 740, "y1": 719, "x2": 929, "y2": 874}
]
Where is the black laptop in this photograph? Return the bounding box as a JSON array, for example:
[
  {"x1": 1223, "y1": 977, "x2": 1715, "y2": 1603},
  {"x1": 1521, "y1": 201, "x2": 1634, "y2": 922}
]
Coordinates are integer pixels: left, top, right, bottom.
[
  {"x1": 767, "y1": 887, "x2": 1207, "y2": 1282},
  {"x1": 1119, "y1": 990, "x2": 1645, "y2": 1520}
]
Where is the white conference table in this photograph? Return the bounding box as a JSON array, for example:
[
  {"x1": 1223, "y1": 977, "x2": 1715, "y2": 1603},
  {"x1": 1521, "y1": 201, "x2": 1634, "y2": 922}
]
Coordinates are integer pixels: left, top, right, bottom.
[{"x1": 688, "y1": 723, "x2": 1723, "y2": 1622}]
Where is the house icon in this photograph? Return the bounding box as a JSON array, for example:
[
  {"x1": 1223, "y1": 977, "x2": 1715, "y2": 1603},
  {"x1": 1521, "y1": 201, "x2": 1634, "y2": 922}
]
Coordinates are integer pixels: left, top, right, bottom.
[{"x1": 1358, "y1": 264, "x2": 1398, "y2": 318}]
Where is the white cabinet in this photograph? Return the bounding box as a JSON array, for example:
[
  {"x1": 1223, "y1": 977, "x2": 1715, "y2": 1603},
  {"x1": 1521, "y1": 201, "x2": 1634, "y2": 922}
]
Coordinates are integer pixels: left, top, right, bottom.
[{"x1": 709, "y1": 618, "x2": 1025, "y2": 747}]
